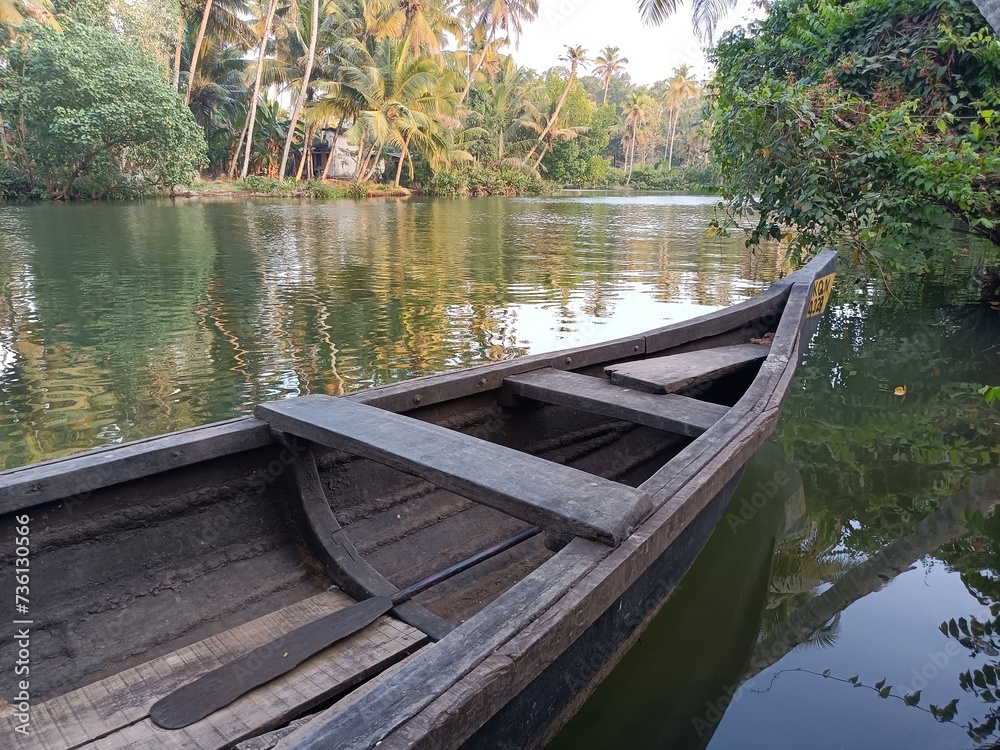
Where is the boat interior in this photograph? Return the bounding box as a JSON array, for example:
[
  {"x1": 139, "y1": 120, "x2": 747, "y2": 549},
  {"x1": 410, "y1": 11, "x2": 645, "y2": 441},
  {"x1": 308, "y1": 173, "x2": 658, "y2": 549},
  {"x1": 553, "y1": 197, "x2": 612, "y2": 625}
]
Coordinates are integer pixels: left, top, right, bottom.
[{"x1": 0, "y1": 279, "x2": 797, "y2": 749}]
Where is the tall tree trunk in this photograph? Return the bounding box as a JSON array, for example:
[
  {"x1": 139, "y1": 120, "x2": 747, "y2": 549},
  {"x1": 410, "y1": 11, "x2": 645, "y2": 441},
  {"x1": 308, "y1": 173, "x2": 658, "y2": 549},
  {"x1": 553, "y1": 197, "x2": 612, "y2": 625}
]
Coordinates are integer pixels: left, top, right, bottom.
[
  {"x1": 0, "y1": 113, "x2": 9, "y2": 161},
  {"x1": 668, "y1": 107, "x2": 680, "y2": 170},
  {"x1": 228, "y1": 116, "x2": 250, "y2": 177},
  {"x1": 322, "y1": 115, "x2": 345, "y2": 179},
  {"x1": 357, "y1": 138, "x2": 378, "y2": 183},
  {"x1": 533, "y1": 141, "x2": 549, "y2": 170},
  {"x1": 527, "y1": 64, "x2": 577, "y2": 161},
  {"x1": 296, "y1": 124, "x2": 312, "y2": 180},
  {"x1": 241, "y1": 0, "x2": 279, "y2": 179},
  {"x1": 626, "y1": 129, "x2": 636, "y2": 183},
  {"x1": 458, "y1": 26, "x2": 496, "y2": 104},
  {"x1": 184, "y1": 0, "x2": 213, "y2": 107},
  {"x1": 278, "y1": 0, "x2": 320, "y2": 180},
  {"x1": 353, "y1": 132, "x2": 367, "y2": 181},
  {"x1": 394, "y1": 132, "x2": 412, "y2": 188},
  {"x1": 602, "y1": 80, "x2": 609, "y2": 106},
  {"x1": 173, "y1": 12, "x2": 184, "y2": 91}
]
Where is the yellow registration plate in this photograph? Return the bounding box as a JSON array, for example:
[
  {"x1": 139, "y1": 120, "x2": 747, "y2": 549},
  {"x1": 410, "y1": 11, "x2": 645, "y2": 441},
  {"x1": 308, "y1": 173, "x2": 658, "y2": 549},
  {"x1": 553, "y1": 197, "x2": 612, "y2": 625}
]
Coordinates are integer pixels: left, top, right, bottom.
[{"x1": 807, "y1": 273, "x2": 836, "y2": 318}]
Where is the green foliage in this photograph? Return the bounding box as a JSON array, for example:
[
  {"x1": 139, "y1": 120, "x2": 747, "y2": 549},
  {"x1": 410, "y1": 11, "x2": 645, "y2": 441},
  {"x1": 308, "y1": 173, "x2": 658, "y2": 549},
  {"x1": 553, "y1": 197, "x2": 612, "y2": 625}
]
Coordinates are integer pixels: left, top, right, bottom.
[
  {"x1": 2, "y1": 20, "x2": 205, "y2": 200},
  {"x1": 426, "y1": 165, "x2": 553, "y2": 197},
  {"x1": 626, "y1": 163, "x2": 720, "y2": 191},
  {"x1": 710, "y1": 0, "x2": 1000, "y2": 270},
  {"x1": 542, "y1": 103, "x2": 615, "y2": 186},
  {"x1": 233, "y1": 175, "x2": 290, "y2": 194},
  {"x1": 981, "y1": 385, "x2": 1000, "y2": 405}
]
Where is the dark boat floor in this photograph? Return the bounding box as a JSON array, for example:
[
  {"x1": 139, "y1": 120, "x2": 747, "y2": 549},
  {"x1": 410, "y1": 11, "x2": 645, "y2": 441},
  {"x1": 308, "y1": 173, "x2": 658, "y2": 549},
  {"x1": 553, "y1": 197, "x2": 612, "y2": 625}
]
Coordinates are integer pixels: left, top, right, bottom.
[{"x1": 0, "y1": 400, "x2": 689, "y2": 715}]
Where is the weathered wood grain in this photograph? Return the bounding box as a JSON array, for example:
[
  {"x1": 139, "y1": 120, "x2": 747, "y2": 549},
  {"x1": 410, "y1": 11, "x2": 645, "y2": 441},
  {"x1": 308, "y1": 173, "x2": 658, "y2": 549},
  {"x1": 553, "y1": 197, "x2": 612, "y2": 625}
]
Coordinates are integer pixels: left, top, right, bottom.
[
  {"x1": 284, "y1": 441, "x2": 454, "y2": 641},
  {"x1": 370, "y1": 273, "x2": 831, "y2": 749},
  {"x1": 604, "y1": 344, "x2": 770, "y2": 395},
  {"x1": 149, "y1": 596, "x2": 396, "y2": 729},
  {"x1": 4, "y1": 589, "x2": 424, "y2": 750},
  {"x1": 0, "y1": 418, "x2": 272, "y2": 514},
  {"x1": 273, "y1": 539, "x2": 603, "y2": 750},
  {"x1": 256, "y1": 397, "x2": 651, "y2": 547},
  {"x1": 503, "y1": 368, "x2": 729, "y2": 436}
]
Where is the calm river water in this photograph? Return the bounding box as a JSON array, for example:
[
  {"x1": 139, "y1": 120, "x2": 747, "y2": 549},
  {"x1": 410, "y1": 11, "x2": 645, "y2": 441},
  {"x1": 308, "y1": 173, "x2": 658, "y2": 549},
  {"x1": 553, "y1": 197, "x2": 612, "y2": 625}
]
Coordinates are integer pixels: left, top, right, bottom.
[{"x1": 1, "y1": 194, "x2": 999, "y2": 748}]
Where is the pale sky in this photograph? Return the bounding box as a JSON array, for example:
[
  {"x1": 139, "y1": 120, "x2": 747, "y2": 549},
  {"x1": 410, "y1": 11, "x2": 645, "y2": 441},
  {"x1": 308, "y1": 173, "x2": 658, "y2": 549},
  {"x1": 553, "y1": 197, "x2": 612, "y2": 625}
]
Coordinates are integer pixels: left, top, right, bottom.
[{"x1": 513, "y1": 0, "x2": 760, "y2": 85}]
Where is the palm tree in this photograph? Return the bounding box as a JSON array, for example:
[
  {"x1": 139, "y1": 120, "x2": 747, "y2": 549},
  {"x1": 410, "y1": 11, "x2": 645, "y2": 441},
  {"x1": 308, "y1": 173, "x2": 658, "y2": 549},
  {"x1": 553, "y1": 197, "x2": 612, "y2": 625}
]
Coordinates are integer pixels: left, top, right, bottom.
[
  {"x1": 180, "y1": 0, "x2": 253, "y2": 106},
  {"x1": 637, "y1": 0, "x2": 737, "y2": 42},
  {"x1": 592, "y1": 45, "x2": 628, "y2": 106},
  {"x1": 240, "y1": 0, "x2": 280, "y2": 178},
  {"x1": 338, "y1": 34, "x2": 461, "y2": 184},
  {"x1": 517, "y1": 97, "x2": 586, "y2": 170},
  {"x1": 620, "y1": 92, "x2": 655, "y2": 183},
  {"x1": 277, "y1": 0, "x2": 339, "y2": 179},
  {"x1": 459, "y1": 0, "x2": 538, "y2": 103},
  {"x1": 466, "y1": 56, "x2": 527, "y2": 165},
  {"x1": 664, "y1": 64, "x2": 697, "y2": 170},
  {"x1": 526, "y1": 44, "x2": 586, "y2": 162}
]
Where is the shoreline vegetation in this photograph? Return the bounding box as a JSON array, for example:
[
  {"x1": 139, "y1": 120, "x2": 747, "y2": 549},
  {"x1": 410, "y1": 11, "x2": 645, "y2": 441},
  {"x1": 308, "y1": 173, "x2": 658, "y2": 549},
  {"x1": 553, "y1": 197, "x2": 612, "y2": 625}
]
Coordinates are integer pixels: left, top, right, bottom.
[
  {"x1": 175, "y1": 165, "x2": 720, "y2": 200},
  {"x1": 1, "y1": 0, "x2": 996, "y2": 274},
  {"x1": 0, "y1": 3, "x2": 715, "y2": 205}
]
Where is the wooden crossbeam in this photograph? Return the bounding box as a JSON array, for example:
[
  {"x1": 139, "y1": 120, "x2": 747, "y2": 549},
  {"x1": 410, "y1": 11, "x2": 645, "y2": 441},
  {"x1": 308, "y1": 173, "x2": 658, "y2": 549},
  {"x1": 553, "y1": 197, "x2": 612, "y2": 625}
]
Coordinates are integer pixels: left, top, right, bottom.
[
  {"x1": 604, "y1": 344, "x2": 770, "y2": 394},
  {"x1": 503, "y1": 368, "x2": 729, "y2": 437},
  {"x1": 256, "y1": 396, "x2": 651, "y2": 547}
]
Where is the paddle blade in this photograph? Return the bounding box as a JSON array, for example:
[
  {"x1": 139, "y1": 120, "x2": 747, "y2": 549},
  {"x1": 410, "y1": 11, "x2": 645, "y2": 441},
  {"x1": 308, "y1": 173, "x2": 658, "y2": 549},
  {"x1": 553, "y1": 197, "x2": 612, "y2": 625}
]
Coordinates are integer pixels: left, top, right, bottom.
[{"x1": 150, "y1": 596, "x2": 394, "y2": 729}]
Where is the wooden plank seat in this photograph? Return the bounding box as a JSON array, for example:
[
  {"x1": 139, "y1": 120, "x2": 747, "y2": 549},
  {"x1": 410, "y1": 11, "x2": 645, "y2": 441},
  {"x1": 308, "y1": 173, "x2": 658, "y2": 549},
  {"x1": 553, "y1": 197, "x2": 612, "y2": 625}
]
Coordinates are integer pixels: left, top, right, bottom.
[
  {"x1": 604, "y1": 343, "x2": 771, "y2": 395},
  {"x1": 1, "y1": 589, "x2": 425, "y2": 750},
  {"x1": 256, "y1": 396, "x2": 651, "y2": 547},
  {"x1": 503, "y1": 368, "x2": 729, "y2": 437}
]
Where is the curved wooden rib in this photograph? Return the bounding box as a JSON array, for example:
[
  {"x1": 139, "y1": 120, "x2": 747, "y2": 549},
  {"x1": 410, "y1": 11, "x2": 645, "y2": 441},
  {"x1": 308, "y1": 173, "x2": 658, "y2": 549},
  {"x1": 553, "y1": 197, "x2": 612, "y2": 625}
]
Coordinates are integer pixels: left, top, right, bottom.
[{"x1": 282, "y1": 435, "x2": 454, "y2": 641}]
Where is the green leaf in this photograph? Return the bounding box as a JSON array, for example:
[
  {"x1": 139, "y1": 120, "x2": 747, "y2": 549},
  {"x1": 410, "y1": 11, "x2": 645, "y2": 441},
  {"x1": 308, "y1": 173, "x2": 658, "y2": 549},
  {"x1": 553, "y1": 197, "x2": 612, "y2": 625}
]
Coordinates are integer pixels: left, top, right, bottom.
[
  {"x1": 904, "y1": 691, "x2": 921, "y2": 706},
  {"x1": 879, "y1": 685, "x2": 892, "y2": 699}
]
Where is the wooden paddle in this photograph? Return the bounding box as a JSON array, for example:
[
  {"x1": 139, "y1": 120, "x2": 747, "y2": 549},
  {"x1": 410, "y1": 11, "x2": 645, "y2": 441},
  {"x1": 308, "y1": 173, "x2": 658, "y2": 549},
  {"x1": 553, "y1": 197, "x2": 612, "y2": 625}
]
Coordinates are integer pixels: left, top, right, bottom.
[{"x1": 149, "y1": 525, "x2": 542, "y2": 729}]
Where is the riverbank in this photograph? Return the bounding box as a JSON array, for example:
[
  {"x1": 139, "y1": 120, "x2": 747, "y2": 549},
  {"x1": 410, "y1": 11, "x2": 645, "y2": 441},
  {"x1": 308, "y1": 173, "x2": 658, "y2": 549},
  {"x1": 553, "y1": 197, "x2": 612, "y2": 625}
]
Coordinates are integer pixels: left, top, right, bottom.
[{"x1": 172, "y1": 178, "x2": 411, "y2": 200}]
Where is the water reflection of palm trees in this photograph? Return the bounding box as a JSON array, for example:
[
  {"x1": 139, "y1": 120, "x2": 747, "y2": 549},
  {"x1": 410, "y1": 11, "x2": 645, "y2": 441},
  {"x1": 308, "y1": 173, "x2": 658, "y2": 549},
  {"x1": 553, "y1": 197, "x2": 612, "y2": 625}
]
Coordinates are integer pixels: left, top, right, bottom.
[
  {"x1": 0, "y1": 198, "x2": 791, "y2": 469},
  {"x1": 747, "y1": 471, "x2": 1000, "y2": 680}
]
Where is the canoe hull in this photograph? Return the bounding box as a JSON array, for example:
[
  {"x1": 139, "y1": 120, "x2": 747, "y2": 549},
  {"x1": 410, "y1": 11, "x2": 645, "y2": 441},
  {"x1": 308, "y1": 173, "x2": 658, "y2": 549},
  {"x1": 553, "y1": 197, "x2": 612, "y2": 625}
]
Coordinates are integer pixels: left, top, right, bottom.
[{"x1": 462, "y1": 468, "x2": 745, "y2": 750}]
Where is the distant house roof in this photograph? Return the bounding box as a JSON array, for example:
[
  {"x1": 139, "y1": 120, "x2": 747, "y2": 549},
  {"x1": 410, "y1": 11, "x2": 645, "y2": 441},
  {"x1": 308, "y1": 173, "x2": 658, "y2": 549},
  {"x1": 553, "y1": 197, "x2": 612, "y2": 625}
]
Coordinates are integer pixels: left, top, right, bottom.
[{"x1": 973, "y1": 0, "x2": 1000, "y2": 33}]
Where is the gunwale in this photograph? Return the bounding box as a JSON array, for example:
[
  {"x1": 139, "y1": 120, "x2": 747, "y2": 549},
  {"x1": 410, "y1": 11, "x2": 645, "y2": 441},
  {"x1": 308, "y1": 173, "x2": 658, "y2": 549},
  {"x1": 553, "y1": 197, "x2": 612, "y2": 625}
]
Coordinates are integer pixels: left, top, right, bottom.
[
  {"x1": 267, "y1": 253, "x2": 837, "y2": 749},
  {"x1": 0, "y1": 251, "x2": 837, "y2": 750}
]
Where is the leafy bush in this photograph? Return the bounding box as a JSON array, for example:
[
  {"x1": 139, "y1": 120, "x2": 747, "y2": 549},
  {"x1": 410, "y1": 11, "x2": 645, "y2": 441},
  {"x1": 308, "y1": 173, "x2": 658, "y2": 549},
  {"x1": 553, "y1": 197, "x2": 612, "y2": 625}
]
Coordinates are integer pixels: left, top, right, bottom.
[
  {"x1": 0, "y1": 164, "x2": 32, "y2": 201},
  {"x1": 426, "y1": 165, "x2": 553, "y2": 197},
  {"x1": 1, "y1": 20, "x2": 206, "y2": 200},
  {"x1": 307, "y1": 180, "x2": 348, "y2": 199},
  {"x1": 710, "y1": 0, "x2": 1000, "y2": 268},
  {"x1": 347, "y1": 181, "x2": 374, "y2": 199},
  {"x1": 624, "y1": 164, "x2": 720, "y2": 191},
  {"x1": 234, "y1": 175, "x2": 287, "y2": 193}
]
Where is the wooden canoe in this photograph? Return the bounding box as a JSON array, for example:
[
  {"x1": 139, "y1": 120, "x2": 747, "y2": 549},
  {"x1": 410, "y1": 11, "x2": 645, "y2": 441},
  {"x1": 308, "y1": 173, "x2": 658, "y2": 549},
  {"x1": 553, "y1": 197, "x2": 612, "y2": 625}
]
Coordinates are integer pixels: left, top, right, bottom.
[{"x1": 0, "y1": 251, "x2": 837, "y2": 750}]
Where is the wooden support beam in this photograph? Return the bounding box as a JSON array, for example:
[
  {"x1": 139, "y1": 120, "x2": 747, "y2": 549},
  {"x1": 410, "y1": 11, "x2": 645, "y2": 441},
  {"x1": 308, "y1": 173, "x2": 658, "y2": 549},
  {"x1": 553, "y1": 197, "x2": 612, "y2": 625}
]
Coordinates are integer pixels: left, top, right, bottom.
[
  {"x1": 256, "y1": 397, "x2": 650, "y2": 547},
  {"x1": 282, "y1": 439, "x2": 454, "y2": 641},
  {"x1": 604, "y1": 344, "x2": 770, "y2": 394},
  {"x1": 502, "y1": 368, "x2": 729, "y2": 437}
]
